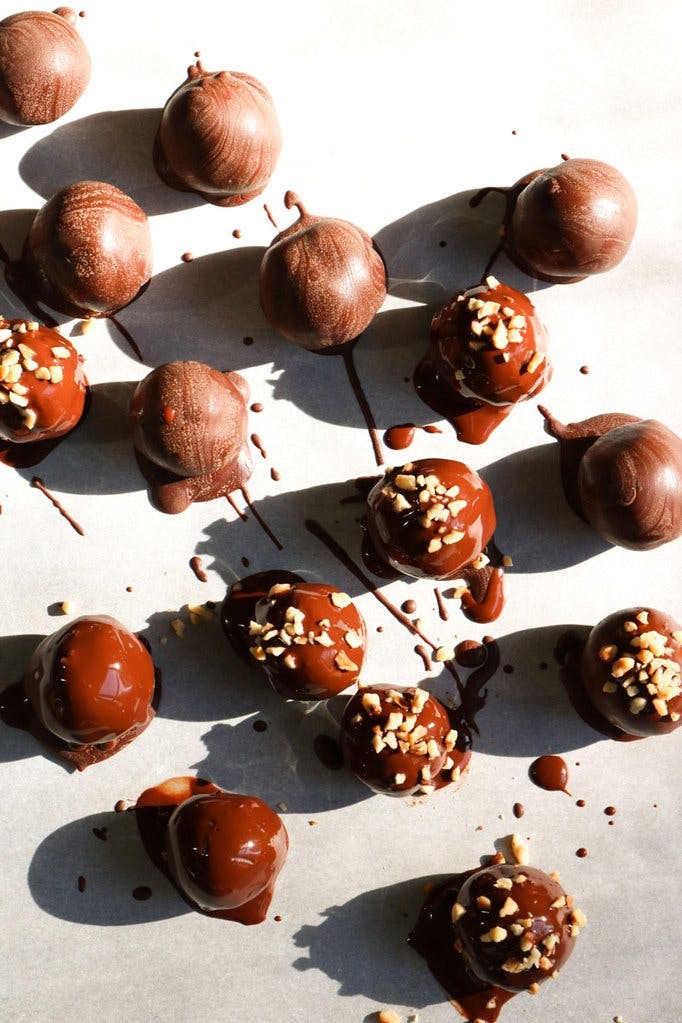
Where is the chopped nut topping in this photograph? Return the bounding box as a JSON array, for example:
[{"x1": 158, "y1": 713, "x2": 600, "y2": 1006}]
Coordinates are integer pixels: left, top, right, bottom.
[
  {"x1": 499, "y1": 896, "x2": 519, "y2": 917},
  {"x1": 476, "y1": 895, "x2": 491, "y2": 909},
  {"x1": 434, "y1": 645, "x2": 454, "y2": 662},
  {"x1": 526, "y1": 351, "x2": 545, "y2": 374},
  {"x1": 494, "y1": 877, "x2": 513, "y2": 890},
  {"x1": 170, "y1": 619, "x2": 185, "y2": 637},
  {"x1": 393, "y1": 773, "x2": 406, "y2": 785},
  {"x1": 510, "y1": 834, "x2": 529, "y2": 865},
  {"x1": 362, "y1": 692, "x2": 382, "y2": 714},
  {"x1": 268, "y1": 583, "x2": 292, "y2": 597},
  {"x1": 335, "y1": 650, "x2": 358, "y2": 672},
  {"x1": 330, "y1": 591, "x2": 352, "y2": 609},
  {"x1": 480, "y1": 926, "x2": 507, "y2": 943}
]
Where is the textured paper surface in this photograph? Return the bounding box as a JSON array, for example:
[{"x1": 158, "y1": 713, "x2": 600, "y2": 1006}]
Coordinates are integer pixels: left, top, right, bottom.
[{"x1": 1, "y1": 2, "x2": 680, "y2": 1021}]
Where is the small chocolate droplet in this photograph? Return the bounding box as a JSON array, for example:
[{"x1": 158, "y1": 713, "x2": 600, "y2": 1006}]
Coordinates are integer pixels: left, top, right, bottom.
[
  {"x1": 232, "y1": 228, "x2": 242, "y2": 239},
  {"x1": 241, "y1": 556, "x2": 250, "y2": 568},
  {"x1": 132, "y1": 885, "x2": 152, "y2": 901},
  {"x1": 503, "y1": 663, "x2": 514, "y2": 674},
  {"x1": 401, "y1": 599, "x2": 417, "y2": 614},
  {"x1": 513, "y1": 802, "x2": 524, "y2": 819},
  {"x1": 250, "y1": 402, "x2": 264, "y2": 413},
  {"x1": 181, "y1": 252, "x2": 193, "y2": 263},
  {"x1": 243, "y1": 336, "x2": 254, "y2": 346},
  {"x1": 77, "y1": 875, "x2": 86, "y2": 892},
  {"x1": 604, "y1": 806, "x2": 617, "y2": 816},
  {"x1": 253, "y1": 719, "x2": 268, "y2": 732},
  {"x1": 114, "y1": 799, "x2": 126, "y2": 813},
  {"x1": 576, "y1": 847, "x2": 588, "y2": 858},
  {"x1": 576, "y1": 799, "x2": 586, "y2": 807},
  {"x1": 579, "y1": 365, "x2": 590, "y2": 375}
]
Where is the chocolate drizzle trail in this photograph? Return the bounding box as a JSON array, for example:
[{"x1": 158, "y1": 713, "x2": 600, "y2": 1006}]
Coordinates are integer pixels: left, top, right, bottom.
[
  {"x1": 189, "y1": 556, "x2": 208, "y2": 582},
  {"x1": 226, "y1": 493, "x2": 248, "y2": 522},
  {"x1": 109, "y1": 315, "x2": 144, "y2": 362},
  {"x1": 240, "y1": 486, "x2": 283, "y2": 550},
  {"x1": 342, "y1": 347, "x2": 384, "y2": 466},
  {"x1": 434, "y1": 588, "x2": 449, "y2": 621},
  {"x1": 529, "y1": 755, "x2": 571, "y2": 795},
  {"x1": 250, "y1": 433, "x2": 267, "y2": 459},
  {"x1": 31, "y1": 477, "x2": 84, "y2": 535},
  {"x1": 415, "y1": 644, "x2": 432, "y2": 671},
  {"x1": 264, "y1": 205, "x2": 278, "y2": 230}
]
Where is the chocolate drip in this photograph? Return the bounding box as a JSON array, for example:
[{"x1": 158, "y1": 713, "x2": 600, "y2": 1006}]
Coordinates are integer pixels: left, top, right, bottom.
[
  {"x1": 31, "y1": 477, "x2": 84, "y2": 535},
  {"x1": 342, "y1": 348, "x2": 384, "y2": 466}
]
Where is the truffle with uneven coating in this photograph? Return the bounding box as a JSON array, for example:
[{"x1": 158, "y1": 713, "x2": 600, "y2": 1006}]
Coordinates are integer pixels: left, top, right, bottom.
[
  {"x1": 0, "y1": 317, "x2": 86, "y2": 445},
  {"x1": 135, "y1": 776, "x2": 288, "y2": 924},
  {"x1": 22, "y1": 615, "x2": 155, "y2": 767},
  {"x1": 415, "y1": 276, "x2": 550, "y2": 444},
  {"x1": 341, "y1": 684, "x2": 467, "y2": 796},
  {"x1": 154, "y1": 60, "x2": 281, "y2": 206},
  {"x1": 581, "y1": 607, "x2": 682, "y2": 737},
  {"x1": 541, "y1": 408, "x2": 682, "y2": 550},
  {"x1": 259, "y1": 191, "x2": 387, "y2": 351},
  {"x1": 10, "y1": 181, "x2": 153, "y2": 319},
  {"x1": 0, "y1": 9, "x2": 90, "y2": 125},
  {"x1": 130, "y1": 361, "x2": 252, "y2": 514},
  {"x1": 504, "y1": 158, "x2": 637, "y2": 283},
  {"x1": 452, "y1": 864, "x2": 583, "y2": 993},
  {"x1": 365, "y1": 458, "x2": 496, "y2": 580}
]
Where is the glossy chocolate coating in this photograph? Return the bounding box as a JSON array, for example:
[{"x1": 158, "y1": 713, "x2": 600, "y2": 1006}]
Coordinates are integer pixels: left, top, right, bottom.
[
  {"x1": 247, "y1": 580, "x2": 367, "y2": 700},
  {"x1": 221, "y1": 571, "x2": 304, "y2": 662},
  {"x1": 366, "y1": 458, "x2": 496, "y2": 580},
  {"x1": 136, "y1": 777, "x2": 288, "y2": 924},
  {"x1": 504, "y1": 158, "x2": 637, "y2": 283},
  {"x1": 259, "y1": 192, "x2": 387, "y2": 352},
  {"x1": 581, "y1": 607, "x2": 682, "y2": 737},
  {"x1": 0, "y1": 318, "x2": 86, "y2": 444},
  {"x1": 453, "y1": 864, "x2": 579, "y2": 992},
  {"x1": 130, "y1": 361, "x2": 252, "y2": 514},
  {"x1": 154, "y1": 61, "x2": 281, "y2": 207},
  {"x1": 341, "y1": 684, "x2": 462, "y2": 796},
  {"x1": 0, "y1": 10, "x2": 90, "y2": 125},
  {"x1": 23, "y1": 615, "x2": 155, "y2": 747},
  {"x1": 415, "y1": 278, "x2": 550, "y2": 444},
  {"x1": 17, "y1": 181, "x2": 152, "y2": 319},
  {"x1": 542, "y1": 408, "x2": 682, "y2": 549}
]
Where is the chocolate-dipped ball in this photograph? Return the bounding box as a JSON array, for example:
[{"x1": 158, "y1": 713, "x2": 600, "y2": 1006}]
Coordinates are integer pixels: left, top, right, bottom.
[
  {"x1": 541, "y1": 408, "x2": 682, "y2": 550},
  {"x1": 23, "y1": 615, "x2": 155, "y2": 763},
  {"x1": 130, "y1": 361, "x2": 252, "y2": 514},
  {"x1": 0, "y1": 317, "x2": 86, "y2": 444},
  {"x1": 415, "y1": 275, "x2": 550, "y2": 444},
  {"x1": 259, "y1": 191, "x2": 387, "y2": 352},
  {"x1": 580, "y1": 607, "x2": 682, "y2": 737},
  {"x1": 154, "y1": 60, "x2": 281, "y2": 207},
  {"x1": 221, "y1": 570, "x2": 304, "y2": 662},
  {"x1": 504, "y1": 158, "x2": 637, "y2": 283},
  {"x1": 366, "y1": 458, "x2": 496, "y2": 580},
  {"x1": 341, "y1": 684, "x2": 465, "y2": 797},
  {"x1": 12, "y1": 181, "x2": 153, "y2": 319},
  {"x1": 452, "y1": 864, "x2": 583, "y2": 993},
  {"x1": 0, "y1": 9, "x2": 90, "y2": 125},
  {"x1": 246, "y1": 580, "x2": 367, "y2": 700},
  {"x1": 135, "y1": 776, "x2": 288, "y2": 925}
]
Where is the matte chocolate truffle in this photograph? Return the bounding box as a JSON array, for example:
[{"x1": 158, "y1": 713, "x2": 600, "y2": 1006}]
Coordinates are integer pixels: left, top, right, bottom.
[
  {"x1": 365, "y1": 458, "x2": 496, "y2": 580},
  {"x1": 415, "y1": 275, "x2": 550, "y2": 444},
  {"x1": 504, "y1": 158, "x2": 637, "y2": 283},
  {"x1": 244, "y1": 579, "x2": 367, "y2": 700},
  {"x1": 259, "y1": 191, "x2": 387, "y2": 352},
  {"x1": 580, "y1": 607, "x2": 682, "y2": 737},
  {"x1": 0, "y1": 9, "x2": 90, "y2": 125},
  {"x1": 452, "y1": 864, "x2": 582, "y2": 993},
  {"x1": 130, "y1": 361, "x2": 252, "y2": 514},
  {"x1": 341, "y1": 684, "x2": 466, "y2": 797},
  {"x1": 22, "y1": 615, "x2": 155, "y2": 768},
  {"x1": 11, "y1": 181, "x2": 153, "y2": 319},
  {"x1": 541, "y1": 408, "x2": 682, "y2": 550},
  {"x1": 154, "y1": 60, "x2": 281, "y2": 207},
  {"x1": 0, "y1": 317, "x2": 86, "y2": 445},
  {"x1": 135, "y1": 776, "x2": 288, "y2": 924}
]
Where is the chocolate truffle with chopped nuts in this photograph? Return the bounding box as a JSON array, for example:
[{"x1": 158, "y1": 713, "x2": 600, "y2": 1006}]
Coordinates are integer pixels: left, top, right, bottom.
[
  {"x1": 451, "y1": 864, "x2": 583, "y2": 993},
  {"x1": 0, "y1": 317, "x2": 87, "y2": 448},
  {"x1": 22, "y1": 615, "x2": 156, "y2": 769},
  {"x1": 130, "y1": 361, "x2": 252, "y2": 514},
  {"x1": 340, "y1": 684, "x2": 468, "y2": 797},
  {"x1": 365, "y1": 458, "x2": 496, "y2": 580},
  {"x1": 232, "y1": 578, "x2": 367, "y2": 700},
  {"x1": 580, "y1": 607, "x2": 682, "y2": 737},
  {"x1": 415, "y1": 277, "x2": 550, "y2": 444},
  {"x1": 135, "y1": 776, "x2": 288, "y2": 925}
]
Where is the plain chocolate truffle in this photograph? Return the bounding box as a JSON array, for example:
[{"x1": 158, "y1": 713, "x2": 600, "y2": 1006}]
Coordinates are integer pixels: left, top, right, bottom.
[
  {"x1": 0, "y1": 9, "x2": 90, "y2": 125},
  {"x1": 154, "y1": 60, "x2": 281, "y2": 206},
  {"x1": 259, "y1": 191, "x2": 387, "y2": 351},
  {"x1": 130, "y1": 361, "x2": 252, "y2": 514},
  {"x1": 415, "y1": 275, "x2": 550, "y2": 444},
  {"x1": 13, "y1": 181, "x2": 153, "y2": 319},
  {"x1": 504, "y1": 158, "x2": 637, "y2": 283},
  {"x1": 580, "y1": 607, "x2": 682, "y2": 737}
]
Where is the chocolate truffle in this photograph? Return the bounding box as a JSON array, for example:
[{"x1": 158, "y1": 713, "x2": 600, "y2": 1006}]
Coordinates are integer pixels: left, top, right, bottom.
[
  {"x1": 341, "y1": 684, "x2": 466, "y2": 797},
  {"x1": 452, "y1": 864, "x2": 583, "y2": 993},
  {"x1": 365, "y1": 458, "x2": 496, "y2": 580},
  {"x1": 0, "y1": 9, "x2": 90, "y2": 125},
  {"x1": 154, "y1": 60, "x2": 281, "y2": 206},
  {"x1": 11, "y1": 181, "x2": 153, "y2": 319},
  {"x1": 415, "y1": 275, "x2": 550, "y2": 444},
  {"x1": 503, "y1": 158, "x2": 637, "y2": 283},
  {"x1": 135, "y1": 776, "x2": 288, "y2": 924},
  {"x1": 0, "y1": 317, "x2": 87, "y2": 445},
  {"x1": 130, "y1": 361, "x2": 252, "y2": 514},
  {"x1": 541, "y1": 408, "x2": 682, "y2": 550},
  {"x1": 23, "y1": 615, "x2": 155, "y2": 767},
  {"x1": 259, "y1": 191, "x2": 387, "y2": 352},
  {"x1": 244, "y1": 580, "x2": 367, "y2": 700},
  {"x1": 580, "y1": 607, "x2": 682, "y2": 737}
]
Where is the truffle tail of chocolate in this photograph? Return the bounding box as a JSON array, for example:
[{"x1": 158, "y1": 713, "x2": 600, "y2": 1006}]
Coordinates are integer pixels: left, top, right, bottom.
[{"x1": 460, "y1": 566, "x2": 505, "y2": 624}]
